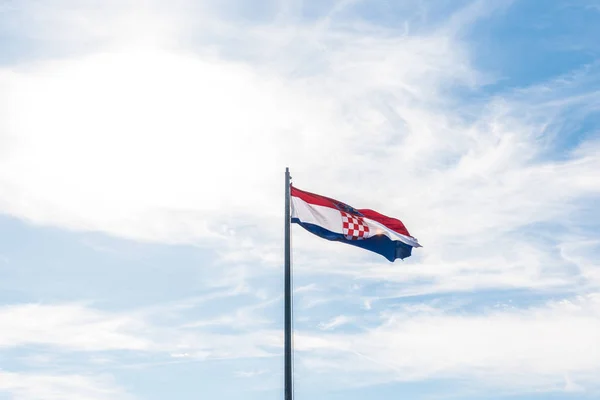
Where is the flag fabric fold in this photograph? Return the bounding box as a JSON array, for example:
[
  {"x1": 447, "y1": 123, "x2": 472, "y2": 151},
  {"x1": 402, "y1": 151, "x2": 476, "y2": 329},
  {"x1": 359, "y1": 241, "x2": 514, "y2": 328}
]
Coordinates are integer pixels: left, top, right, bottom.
[{"x1": 290, "y1": 186, "x2": 421, "y2": 261}]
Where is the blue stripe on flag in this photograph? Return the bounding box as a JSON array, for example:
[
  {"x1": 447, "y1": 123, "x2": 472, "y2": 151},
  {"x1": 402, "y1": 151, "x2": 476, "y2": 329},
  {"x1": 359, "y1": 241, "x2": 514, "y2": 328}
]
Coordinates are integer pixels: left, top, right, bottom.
[{"x1": 291, "y1": 218, "x2": 413, "y2": 261}]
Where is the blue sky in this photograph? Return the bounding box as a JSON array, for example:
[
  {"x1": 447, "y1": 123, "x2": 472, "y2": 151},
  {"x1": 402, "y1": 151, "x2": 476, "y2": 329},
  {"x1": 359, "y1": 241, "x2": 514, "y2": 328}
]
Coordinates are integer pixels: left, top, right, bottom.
[{"x1": 0, "y1": 0, "x2": 599, "y2": 399}]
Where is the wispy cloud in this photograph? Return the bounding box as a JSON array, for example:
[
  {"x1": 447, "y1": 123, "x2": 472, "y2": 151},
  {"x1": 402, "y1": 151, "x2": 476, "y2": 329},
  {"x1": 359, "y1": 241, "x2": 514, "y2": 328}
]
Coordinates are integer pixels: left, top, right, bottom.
[
  {"x1": 297, "y1": 293, "x2": 600, "y2": 393},
  {"x1": 318, "y1": 315, "x2": 354, "y2": 330},
  {"x1": 4, "y1": 291, "x2": 599, "y2": 395},
  {"x1": 0, "y1": 303, "x2": 150, "y2": 351},
  {"x1": 235, "y1": 369, "x2": 268, "y2": 378},
  {"x1": 0, "y1": 371, "x2": 134, "y2": 400},
  {"x1": 0, "y1": 297, "x2": 280, "y2": 360},
  {"x1": 0, "y1": 0, "x2": 479, "y2": 246},
  {"x1": 2, "y1": 0, "x2": 597, "y2": 300}
]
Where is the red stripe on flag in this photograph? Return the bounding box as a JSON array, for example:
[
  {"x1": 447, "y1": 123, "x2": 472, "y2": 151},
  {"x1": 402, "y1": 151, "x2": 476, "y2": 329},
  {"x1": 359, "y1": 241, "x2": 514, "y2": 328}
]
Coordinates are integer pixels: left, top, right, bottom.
[
  {"x1": 290, "y1": 186, "x2": 339, "y2": 209},
  {"x1": 358, "y1": 209, "x2": 411, "y2": 237}
]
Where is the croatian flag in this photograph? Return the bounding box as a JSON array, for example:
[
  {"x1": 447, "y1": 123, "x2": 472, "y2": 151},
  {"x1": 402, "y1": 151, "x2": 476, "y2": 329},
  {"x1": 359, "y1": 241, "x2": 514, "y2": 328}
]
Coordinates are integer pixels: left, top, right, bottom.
[{"x1": 291, "y1": 186, "x2": 421, "y2": 261}]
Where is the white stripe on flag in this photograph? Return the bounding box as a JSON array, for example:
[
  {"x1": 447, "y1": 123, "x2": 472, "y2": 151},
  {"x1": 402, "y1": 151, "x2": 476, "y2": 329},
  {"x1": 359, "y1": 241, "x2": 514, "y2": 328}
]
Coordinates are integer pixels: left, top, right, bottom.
[{"x1": 291, "y1": 195, "x2": 343, "y2": 234}]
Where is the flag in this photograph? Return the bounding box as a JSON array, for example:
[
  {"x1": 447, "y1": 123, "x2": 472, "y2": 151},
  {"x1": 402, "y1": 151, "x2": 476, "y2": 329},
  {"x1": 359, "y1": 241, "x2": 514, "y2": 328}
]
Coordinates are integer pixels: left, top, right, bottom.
[{"x1": 290, "y1": 186, "x2": 421, "y2": 261}]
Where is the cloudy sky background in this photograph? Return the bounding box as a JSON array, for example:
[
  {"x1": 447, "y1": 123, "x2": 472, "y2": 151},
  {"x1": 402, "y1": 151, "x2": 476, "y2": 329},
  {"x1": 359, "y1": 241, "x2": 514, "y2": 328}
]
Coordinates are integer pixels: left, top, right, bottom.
[{"x1": 1, "y1": 0, "x2": 600, "y2": 399}]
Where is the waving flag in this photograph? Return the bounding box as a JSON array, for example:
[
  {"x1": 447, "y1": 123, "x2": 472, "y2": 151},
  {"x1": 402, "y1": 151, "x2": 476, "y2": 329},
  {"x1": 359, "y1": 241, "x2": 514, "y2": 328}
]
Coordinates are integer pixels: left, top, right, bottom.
[{"x1": 291, "y1": 186, "x2": 421, "y2": 261}]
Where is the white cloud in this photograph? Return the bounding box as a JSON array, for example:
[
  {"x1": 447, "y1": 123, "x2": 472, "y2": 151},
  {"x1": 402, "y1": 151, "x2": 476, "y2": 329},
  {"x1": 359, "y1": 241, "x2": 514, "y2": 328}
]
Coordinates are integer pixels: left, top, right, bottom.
[
  {"x1": 0, "y1": 371, "x2": 134, "y2": 400},
  {"x1": 235, "y1": 369, "x2": 268, "y2": 378},
  {"x1": 7, "y1": 301, "x2": 261, "y2": 378},
  {"x1": 0, "y1": 303, "x2": 150, "y2": 351},
  {"x1": 1, "y1": 0, "x2": 600, "y2": 398},
  {"x1": 564, "y1": 373, "x2": 585, "y2": 393},
  {"x1": 318, "y1": 315, "x2": 354, "y2": 330},
  {"x1": 1, "y1": 0, "x2": 598, "y2": 301},
  {"x1": 1, "y1": 291, "x2": 600, "y2": 396},
  {"x1": 0, "y1": 298, "x2": 280, "y2": 361},
  {"x1": 296, "y1": 293, "x2": 600, "y2": 393},
  {"x1": 0, "y1": 0, "x2": 478, "y2": 245},
  {"x1": 559, "y1": 239, "x2": 600, "y2": 288}
]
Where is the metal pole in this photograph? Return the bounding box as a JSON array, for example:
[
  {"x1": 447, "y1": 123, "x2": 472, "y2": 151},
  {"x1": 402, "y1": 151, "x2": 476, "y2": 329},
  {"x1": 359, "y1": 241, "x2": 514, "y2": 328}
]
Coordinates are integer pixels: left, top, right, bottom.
[{"x1": 284, "y1": 167, "x2": 293, "y2": 400}]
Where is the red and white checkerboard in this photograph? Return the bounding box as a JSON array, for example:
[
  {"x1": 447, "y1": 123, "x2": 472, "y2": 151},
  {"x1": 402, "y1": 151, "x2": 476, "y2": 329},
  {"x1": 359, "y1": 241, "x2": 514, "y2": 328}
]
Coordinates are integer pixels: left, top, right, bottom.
[{"x1": 341, "y1": 211, "x2": 370, "y2": 240}]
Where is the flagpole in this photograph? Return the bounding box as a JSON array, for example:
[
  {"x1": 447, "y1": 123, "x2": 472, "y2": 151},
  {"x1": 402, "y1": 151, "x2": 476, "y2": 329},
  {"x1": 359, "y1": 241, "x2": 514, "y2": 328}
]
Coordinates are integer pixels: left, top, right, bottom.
[{"x1": 284, "y1": 167, "x2": 293, "y2": 400}]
